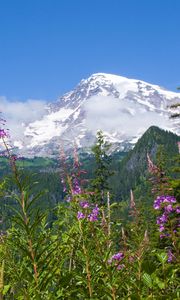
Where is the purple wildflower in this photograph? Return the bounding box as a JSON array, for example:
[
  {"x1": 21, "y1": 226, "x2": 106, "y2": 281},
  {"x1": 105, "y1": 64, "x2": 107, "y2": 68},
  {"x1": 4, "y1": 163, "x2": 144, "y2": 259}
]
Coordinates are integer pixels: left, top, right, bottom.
[
  {"x1": 66, "y1": 196, "x2": 71, "y2": 202},
  {"x1": 176, "y1": 207, "x2": 180, "y2": 214},
  {"x1": 159, "y1": 225, "x2": 165, "y2": 232},
  {"x1": 88, "y1": 204, "x2": 99, "y2": 222},
  {"x1": 0, "y1": 129, "x2": 8, "y2": 139},
  {"x1": 156, "y1": 213, "x2": 168, "y2": 225},
  {"x1": 164, "y1": 204, "x2": 174, "y2": 213},
  {"x1": 77, "y1": 211, "x2": 85, "y2": 220},
  {"x1": 154, "y1": 195, "x2": 179, "y2": 236},
  {"x1": 88, "y1": 213, "x2": 98, "y2": 222},
  {"x1": 163, "y1": 195, "x2": 176, "y2": 204},
  {"x1": 72, "y1": 178, "x2": 81, "y2": 195},
  {"x1": 108, "y1": 252, "x2": 125, "y2": 270},
  {"x1": 111, "y1": 252, "x2": 124, "y2": 261},
  {"x1": 153, "y1": 196, "x2": 162, "y2": 209},
  {"x1": 80, "y1": 201, "x2": 89, "y2": 209},
  {"x1": 117, "y1": 264, "x2": 125, "y2": 270},
  {"x1": 167, "y1": 250, "x2": 175, "y2": 263},
  {"x1": 92, "y1": 205, "x2": 99, "y2": 215},
  {"x1": 153, "y1": 195, "x2": 176, "y2": 210}
]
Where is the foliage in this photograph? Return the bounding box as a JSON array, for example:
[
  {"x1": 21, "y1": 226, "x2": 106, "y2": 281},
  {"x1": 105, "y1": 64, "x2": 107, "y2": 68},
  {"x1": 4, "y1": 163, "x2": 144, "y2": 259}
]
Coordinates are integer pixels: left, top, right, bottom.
[
  {"x1": 91, "y1": 130, "x2": 113, "y2": 205},
  {"x1": 0, "y1": 119, "x2": 180, "y2": 299}
]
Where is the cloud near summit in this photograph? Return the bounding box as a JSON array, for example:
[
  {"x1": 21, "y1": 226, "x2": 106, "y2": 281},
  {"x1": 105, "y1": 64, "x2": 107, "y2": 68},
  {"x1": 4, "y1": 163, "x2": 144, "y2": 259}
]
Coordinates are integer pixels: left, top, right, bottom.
[{"x1": 84, "y1": 95, "x2": 171, "y2": 136}]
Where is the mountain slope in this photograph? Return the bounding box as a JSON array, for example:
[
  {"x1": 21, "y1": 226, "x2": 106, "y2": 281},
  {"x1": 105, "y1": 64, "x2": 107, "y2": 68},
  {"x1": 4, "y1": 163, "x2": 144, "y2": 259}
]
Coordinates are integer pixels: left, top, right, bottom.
[
  {"x1": 112, "y1": 126, "x2": 180, "y2": 200},
  {"x1": 14, "y1": 73, "x2": 180, "y2": 156}
]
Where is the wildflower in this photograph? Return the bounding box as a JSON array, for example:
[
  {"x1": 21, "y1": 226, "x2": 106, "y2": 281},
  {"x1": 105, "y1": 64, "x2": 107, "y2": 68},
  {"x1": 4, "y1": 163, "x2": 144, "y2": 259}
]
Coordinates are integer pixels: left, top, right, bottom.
[
  {"x1": 117, "y1": 264, "x2": 125, "y2": 270},
  {"x1": 167, "y1": 250, "x2": 173, "y2": 262},
  {"x1": 160, "y1": 233, "x2": 170, "y2": 239},
  {"x1": 156, "y1": 213, "x2": 168, "y2": 225},
  {"x1": 153, "y1": 195, "x2": 176, "y2": 210},
  {"x1": 80, "y1": 201, "x2": 89, "y2": 209},
  {"x1": 66, "y1": 196, "x2": 71, "y2": 202},
  {"x1": 154, "y1": 195, "x2": 179, "y2": 238},
  {"x1": 72, "y1": 178, "x2": 82, "y2": 195},
  {"x1": 88, "y1": 204, "x2": 99, "y2": 222},
  {"x1": 153, "y1": 196, "x2": 162, "y2": 209},
  {"x1": 0, "y1": 129, "x2": 8, "y2": 139},
  {"x1": 167, "y1": 249, "x2": 175, "y2": 263},
  {"x1": 159, "y1": 225, "x2": 165, "y2": 232},
  {"x1": 164, "y1": 204, "x2": 174, "y2": 213},
  {"x1": 77, "y1": 211, "x2": 85, "y2": 220},
  {"x1": 92, "y1": 205, "x2": 99, "y2": 215},
  {"x1": 108, "y1": 252, "x2": 125, "y2": 270},
  {"x1": 163, "y1": 196, "x2": 176, "y2": 204},
  {"x1": 111, "y1": 252, "x2": 124, "y2": 261},
  {"x1": 88, "y1": 213, "x2": 98, "y2": 222},
  {"x1": 176, "y1": 207, "x2": 180, "y2": 214}
]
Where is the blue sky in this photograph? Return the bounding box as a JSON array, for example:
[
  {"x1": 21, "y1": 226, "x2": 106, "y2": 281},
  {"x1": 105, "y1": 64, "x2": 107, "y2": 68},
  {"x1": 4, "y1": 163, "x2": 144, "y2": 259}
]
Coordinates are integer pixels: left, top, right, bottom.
[{"x1": 0, "y1": 0, "x2": 180, "y2": 101}]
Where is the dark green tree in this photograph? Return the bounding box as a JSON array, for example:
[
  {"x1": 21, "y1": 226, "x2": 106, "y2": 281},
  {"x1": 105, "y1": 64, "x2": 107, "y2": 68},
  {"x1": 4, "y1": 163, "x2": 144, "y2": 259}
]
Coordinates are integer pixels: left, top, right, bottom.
[{"x1": 91, "y1": 131, "x2": 113, "y2": 205}]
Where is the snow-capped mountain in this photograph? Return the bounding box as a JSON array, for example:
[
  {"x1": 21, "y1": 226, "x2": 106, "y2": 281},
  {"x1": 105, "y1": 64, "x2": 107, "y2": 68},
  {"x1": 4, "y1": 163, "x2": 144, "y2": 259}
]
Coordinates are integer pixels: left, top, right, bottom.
[{"x1": 15, "y1": 73, "x2": 180, "y2": 156}]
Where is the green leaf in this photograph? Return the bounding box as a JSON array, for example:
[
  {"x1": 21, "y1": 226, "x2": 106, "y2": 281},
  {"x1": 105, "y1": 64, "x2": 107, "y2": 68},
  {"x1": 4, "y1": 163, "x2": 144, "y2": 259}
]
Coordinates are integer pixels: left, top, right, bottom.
[
  {"x1": 3, "y1": 284, "x2": 11, "y2": 295},
  {"x1": 157, "y1": 252, "x2": 167, "y2": 264},
  {"x1": 142, "y1": 272, "x2": 153, "y2": 288}
]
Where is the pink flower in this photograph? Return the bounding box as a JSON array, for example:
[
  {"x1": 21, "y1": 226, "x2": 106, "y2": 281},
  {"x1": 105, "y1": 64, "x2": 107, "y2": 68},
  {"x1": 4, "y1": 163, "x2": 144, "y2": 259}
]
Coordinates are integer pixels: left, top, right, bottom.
[
  {"x1": 77, "y1": 211, "x2": 85, "y2": 220},
  {"x1": 111, "y1": 252, "x2": 124, "y2": 261},
  {"x1": 165, "y1": 204, "x2": 174, "y2": 213},
  {"x1": 117, "y1": 264, "x2": 125, "y2": 270},
  {"x1": 80, "y1": 201, "x2": 89, "y2": 209},
  {"x1": 0, "y1": 129, "x2": 8, "y2": 139},
  {"x1": 159, "y1": 225, "x2": 165, "y2": 232},
  {"x1": 176, "y1": 207, "x2": 180, "y2": 214}
]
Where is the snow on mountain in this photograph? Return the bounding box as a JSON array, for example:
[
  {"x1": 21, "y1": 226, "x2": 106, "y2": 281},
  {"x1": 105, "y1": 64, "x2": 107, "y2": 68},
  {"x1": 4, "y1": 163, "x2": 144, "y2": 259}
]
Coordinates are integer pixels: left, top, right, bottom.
[{"x1": 14, "y1": 73, "x2": 180, "y2": 156}]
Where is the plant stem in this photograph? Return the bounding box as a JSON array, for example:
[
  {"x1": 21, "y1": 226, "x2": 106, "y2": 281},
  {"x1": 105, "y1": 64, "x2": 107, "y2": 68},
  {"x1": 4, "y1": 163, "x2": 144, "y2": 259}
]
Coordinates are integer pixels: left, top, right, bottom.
[
  {"x1": 107, "y1": 192, "x2": 111, "y2": 248},
  {"x1": 111, "y1": 286, "x2": 116, "y2": 300},
  {"x1": 79, "y1": 221, "x2": 93, "y2": 298},
  {"x1": 0, "y1": 260, "x2": 4, "y2": 300}
]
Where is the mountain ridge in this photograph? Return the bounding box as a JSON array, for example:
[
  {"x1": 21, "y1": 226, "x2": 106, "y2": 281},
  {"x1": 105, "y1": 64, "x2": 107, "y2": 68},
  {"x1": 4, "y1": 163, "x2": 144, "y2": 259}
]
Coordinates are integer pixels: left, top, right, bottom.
[
  {"x1": 113, "y1": 125, "x2": 180, "y2": 200},
  {"x1": 10, "y1": 73, "x2": 180, "y2": 157}
]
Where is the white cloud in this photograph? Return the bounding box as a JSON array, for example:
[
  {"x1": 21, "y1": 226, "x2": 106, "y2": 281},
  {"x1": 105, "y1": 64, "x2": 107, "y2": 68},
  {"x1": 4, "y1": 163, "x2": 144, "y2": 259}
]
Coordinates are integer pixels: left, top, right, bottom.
[
  {"x1": 84, "y1": 95, "x2": 171, "y2": 137},
  {"x1": 0, "y1": 96, "x2": 47, "y2": 141}
]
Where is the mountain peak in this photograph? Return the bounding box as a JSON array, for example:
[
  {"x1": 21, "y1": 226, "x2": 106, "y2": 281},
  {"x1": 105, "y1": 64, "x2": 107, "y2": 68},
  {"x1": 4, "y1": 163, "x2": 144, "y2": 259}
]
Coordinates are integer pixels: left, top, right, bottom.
[
  {"x1": 11, "y1": 73, "x2": 180, "y2": 157},
  {"x1": 85, "y1": 72, "x2": 129, "y2": 81},
  {"x1": 80, "y1": 72, "x2": 135, "y2": 89}
]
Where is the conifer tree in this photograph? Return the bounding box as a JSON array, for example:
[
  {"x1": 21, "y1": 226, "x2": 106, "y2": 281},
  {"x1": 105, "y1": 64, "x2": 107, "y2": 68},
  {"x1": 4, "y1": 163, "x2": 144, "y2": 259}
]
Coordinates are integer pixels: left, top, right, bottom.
[{"x1": 91, "y1": 130, "x2": 113, "y2": 205}]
